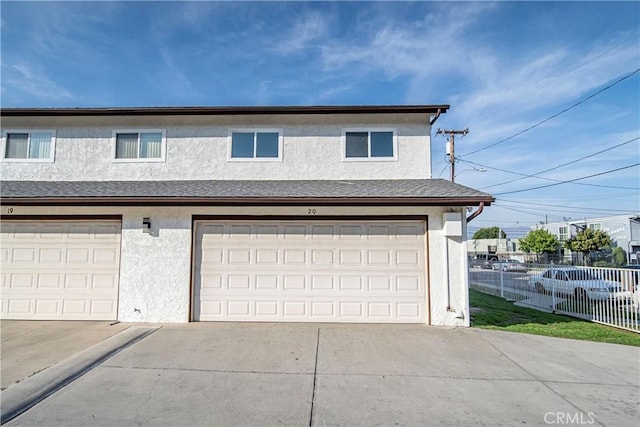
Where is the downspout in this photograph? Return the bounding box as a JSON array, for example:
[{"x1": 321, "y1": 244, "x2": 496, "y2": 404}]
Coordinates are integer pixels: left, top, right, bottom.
[
  {"x1": 429, "y1": 108, "x2": 442, "y2": 126},
  {"x1": 466, "y1": 202, "x2": 485, "y2": 223},
  {"x1": 452, "y1": 202, "x2": 485, "y2": 321},
  {"x1": 429, "y1": 109, "x2": 442, "y2": 179}
]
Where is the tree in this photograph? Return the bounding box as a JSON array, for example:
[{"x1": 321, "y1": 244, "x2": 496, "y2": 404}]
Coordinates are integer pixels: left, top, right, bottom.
[
  {"x1": 519, "y1": 229, "x2": 558, "y2": 256},
  {"x1": 472, "y1": 226, "x2": 506, "y2": 239},
  {"x1": 564, "y1": 228, "x2": 612, "y2": 265},
  {"x1": 611, "y1": 247, "x2": 627, "y2": 266}
]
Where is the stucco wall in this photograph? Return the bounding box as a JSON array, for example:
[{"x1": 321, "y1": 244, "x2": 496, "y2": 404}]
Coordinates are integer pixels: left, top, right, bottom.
[
  {"x1": 2, "y1": 205, "x2": 470, "y2": 326},
  {"x1": 118, "y1": 209, "x2": 192, "y2": 322},
  {"x1": 1, "y1": 120, "x2": 431, "y2": 181},
  {"x1": 427, "y1": 209, "x2": 470, "y2": 327}
]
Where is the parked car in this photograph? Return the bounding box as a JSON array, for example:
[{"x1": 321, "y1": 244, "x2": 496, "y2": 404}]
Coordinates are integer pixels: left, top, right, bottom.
[
  {"x1": 529, "y1": 268, "x2": 632, "y2": 302},
  {"x1": 491, "y1": 259, "x2": 527, "y2": 273},
  {"x1": 470, "y1": 254, "x2": 498, "y2": 269}
]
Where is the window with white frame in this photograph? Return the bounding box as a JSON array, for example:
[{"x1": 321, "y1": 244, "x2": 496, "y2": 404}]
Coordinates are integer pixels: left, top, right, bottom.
[
  {"x1": 558, "y1": 226, "x2": 569, "y2": 241},
  {"x1": 343, "y1": 130, "x2": 396, "y2": 160},
  {"x1": 588, "y1": 223, "x2": 601, "y2": 231},
  {"x1": 2, "y1": 130, "x2": 55, "y2": 162},
  {"x1": 229, "y1": 130, "x2": 282, "y2": 160},
  {"x1": 113, "y1": 130, "x2": 165, "y2": 161}
]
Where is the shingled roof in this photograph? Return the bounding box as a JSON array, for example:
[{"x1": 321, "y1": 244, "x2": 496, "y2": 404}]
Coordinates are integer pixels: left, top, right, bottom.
[{"x1": 1, "y1": 179, "x2": 493, "y2": 206}]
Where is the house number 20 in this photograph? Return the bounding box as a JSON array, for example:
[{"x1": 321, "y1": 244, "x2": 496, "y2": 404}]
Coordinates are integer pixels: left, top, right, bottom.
[{"x1": 308, "y1": 208, "x2": 317, "y2": 214}]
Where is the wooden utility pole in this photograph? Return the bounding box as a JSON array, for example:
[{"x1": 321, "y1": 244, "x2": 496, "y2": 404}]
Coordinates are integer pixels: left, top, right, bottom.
[{"x1": 436, "y1": 128, "x2": 469, "y2": 182}]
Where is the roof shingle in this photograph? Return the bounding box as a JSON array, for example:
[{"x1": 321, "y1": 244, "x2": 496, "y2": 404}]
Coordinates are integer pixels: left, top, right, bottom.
[{"x1": 0, "y1": 179, "x2": 494, "y2": 206}]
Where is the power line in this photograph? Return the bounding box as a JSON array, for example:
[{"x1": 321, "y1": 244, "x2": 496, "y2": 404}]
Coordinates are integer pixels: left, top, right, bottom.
[
  {"x1": 497, "y1": 202, "x2": 634, "y2": 216},
  {"x1": 493, "y1": 163, "x2": 640, "y2": 195},
  {"x1": 464, "y1": 37, "x2": 634, "y2": 133},
  {"x1": 459, "y1": 68, "x2": 640, "y2": 157},
  {"x1": 458, "y1": 158, "x2": 639, "y2": 190},
  {"x1": 479, "y1": 136, "x2": 639, "y2": 190},
  {"x1": 436, "y1": 161, "x2": 450, "y2": 178},
  {"x1": 492, "y1": 204, "x2": 564, "y2": 220},
  {"x1": 496, "y1": 198, "x2": 636, "y2": 214}
]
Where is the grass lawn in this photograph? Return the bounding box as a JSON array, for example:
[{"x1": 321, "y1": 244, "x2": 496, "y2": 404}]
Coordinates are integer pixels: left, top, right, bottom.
[{"x1": 469, "y1": 289, "x2": 640, "y2": 347}]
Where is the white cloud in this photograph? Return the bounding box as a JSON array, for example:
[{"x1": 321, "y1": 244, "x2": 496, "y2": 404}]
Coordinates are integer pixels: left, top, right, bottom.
[
  {"x1": 3, "y1": 63, "x2": 73, "y2": 100},
  {"x1": 458, "y1": 39, "x2": 640, "y2": 128},
  {"x1": 321, "y1": 3, "x2": 494, "y2": 79},
  {"x1": 316, "y1": 3, "x2": 638, "y2": 146},
  {"x1": 273, "y1": 11, "x2": 328, "y2": 55}
]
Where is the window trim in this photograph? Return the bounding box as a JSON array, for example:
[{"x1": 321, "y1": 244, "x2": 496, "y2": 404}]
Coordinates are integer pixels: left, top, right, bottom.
[
  {"x1": 228, "y1": 128, "x2": 284, "y2": 162},
  {"x1": 1, "y1": 129, "x2": 56, "y2": 163},
  {"x1": 341, "y1": 128, "x2": 398, "y2": 162},
  {"x1": 112, "y1": 129, "x2": 166, "y2": 163}
]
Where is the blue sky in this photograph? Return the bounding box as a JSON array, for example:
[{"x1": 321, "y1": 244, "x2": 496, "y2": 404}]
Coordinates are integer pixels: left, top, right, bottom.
[{"x1": 2, "y1": 1, "x2": 639, "y2": 237}]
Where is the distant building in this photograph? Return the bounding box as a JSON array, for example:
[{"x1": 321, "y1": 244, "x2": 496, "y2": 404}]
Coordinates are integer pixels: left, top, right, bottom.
[
  {"x1": 540, "y1": 214, "x2": 640, "y2": 265},
  {"x1": 467, "y1": 238, "x2": 522, "y2": 259}
]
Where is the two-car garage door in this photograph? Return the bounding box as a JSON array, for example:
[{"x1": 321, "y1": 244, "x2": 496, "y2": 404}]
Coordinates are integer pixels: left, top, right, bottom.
[
  {"x1": 1, "y1": 218, "x2": 427, "y2": 323},
  {"x1": 193, "y1": 220, "x2": 428, "y2": 323},
  {"x1": 1, "y1": 220, "x2": 121, "y2": 320}
]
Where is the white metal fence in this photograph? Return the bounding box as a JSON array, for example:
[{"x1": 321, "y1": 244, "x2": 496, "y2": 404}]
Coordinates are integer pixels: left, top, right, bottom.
[{"x1": 469, "y1": 262, "x2": 640, "y2": 333}]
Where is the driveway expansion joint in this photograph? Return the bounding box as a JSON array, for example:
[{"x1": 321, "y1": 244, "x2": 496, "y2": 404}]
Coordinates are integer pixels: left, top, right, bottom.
[
  {"x1": 0, "y1": 326, "x2": 159, "y2": 425},
  {"x1": 308, "y1": 327, "x2": 321, "y2": 427}
]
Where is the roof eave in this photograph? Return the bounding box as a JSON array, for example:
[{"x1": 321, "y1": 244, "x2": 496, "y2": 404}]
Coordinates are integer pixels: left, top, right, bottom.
[
  {"x1": 0, "y1": 105, "x2": 450, "y2": 117},
  {"x1": 0, "y1": 196, "x2": 493, "y2": 207}
]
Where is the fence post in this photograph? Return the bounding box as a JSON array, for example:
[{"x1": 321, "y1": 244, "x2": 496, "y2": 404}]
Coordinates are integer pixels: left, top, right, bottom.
[
  {"x1": 551, "y1": 261, "x2": 556, "y2": 313},
  {"x1": 499, "y1": 263, "x2": 504, "y2": 298}
]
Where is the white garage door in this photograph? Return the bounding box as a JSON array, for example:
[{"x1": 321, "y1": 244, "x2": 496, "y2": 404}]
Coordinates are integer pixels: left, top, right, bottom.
[
  {"x1": 1, "y1": 220, "x2": 121, "y2": 320},
  {"x1": 193, "y1": 220, "x2": 427, "y2": 323}
]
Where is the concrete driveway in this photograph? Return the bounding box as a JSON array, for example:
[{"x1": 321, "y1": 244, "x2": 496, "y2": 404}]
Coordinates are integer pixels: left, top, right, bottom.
[
  {"x1": 1, "y1": 320, "x2": 131, "y2": 390},
  {"x1": 1, "y1": 322, "x2": 638, "y2": 426}
]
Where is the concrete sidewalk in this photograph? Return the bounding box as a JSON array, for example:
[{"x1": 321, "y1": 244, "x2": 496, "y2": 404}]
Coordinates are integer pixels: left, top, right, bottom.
[{"x1": 2, "y1": 323, "x2": 639, "y2": 426}]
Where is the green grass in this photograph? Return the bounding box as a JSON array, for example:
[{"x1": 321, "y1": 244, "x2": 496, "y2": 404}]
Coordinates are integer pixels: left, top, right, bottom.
[{"x1": 469, "y1": 289, "x2": 640, "y2": 347}]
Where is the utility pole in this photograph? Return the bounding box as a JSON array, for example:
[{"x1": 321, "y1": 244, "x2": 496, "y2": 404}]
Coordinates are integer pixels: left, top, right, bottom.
[{"x1": 436, "y1": 128, "x2": 469, "y2": 182}]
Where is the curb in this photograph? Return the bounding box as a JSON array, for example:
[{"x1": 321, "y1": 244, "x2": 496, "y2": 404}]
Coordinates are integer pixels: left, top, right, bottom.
[{"x1": 0, "y1": 326, "x2": 158, "y2": 425}]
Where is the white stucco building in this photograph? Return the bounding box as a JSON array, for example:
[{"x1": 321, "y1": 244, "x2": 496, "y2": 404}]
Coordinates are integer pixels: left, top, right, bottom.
[
  {"x1": 0, "y1": 105, "x2": 493, "y2": 326},
  {"x1": 543, "y1": 215, "x2": 640, "y2": 264}
]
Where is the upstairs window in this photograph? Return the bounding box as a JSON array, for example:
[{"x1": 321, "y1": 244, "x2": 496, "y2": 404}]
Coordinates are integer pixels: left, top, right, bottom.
[
  {"x1": 558, "y1": 226, "x2": 568, "y2": 241},
  {"x1": 2, "y1": 131, "x2": 55, "y2": 162},
  {"x1": 230, "y1": 130, "x2": 282, "y2": 160},
  {"x1": 113, "y1": 130, "x2": 165, "y2": 162},
  {"x1": 343, "y1": 130, "x2": 396, "y2": 160}
]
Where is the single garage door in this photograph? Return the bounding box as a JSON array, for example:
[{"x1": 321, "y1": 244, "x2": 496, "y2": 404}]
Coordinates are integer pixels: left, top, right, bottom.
[
  {"x1": 193, "y1": 220, "x2": 427, "y2": 323},
  {"x1": 1, "y1": 220, "x2": 121, "y2": 320}
]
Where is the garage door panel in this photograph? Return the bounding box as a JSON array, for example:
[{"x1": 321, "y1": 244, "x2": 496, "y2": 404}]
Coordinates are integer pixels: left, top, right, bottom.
[
  {"x1": 1, "y1": 221, "x2": 121, "y2": 320},
  {"x1": 35, "y1": 299, "x2": 59, "y2": 315},
  {"x1": 196, "y1": 297, "x2": 424, "y2": 322},
  {"x1": 194, "y1": 220, "x2": 427, "y2": 323},
  {"x1": 37, "y1": 274, "x2": 62, "y2": 288},
  {"x1": 199, "y1": 272, "x2": 424, "y2": 295},
  {"x1": 255, "y1": 275, "x2": 278, "y2": 289},
  {"x1": 8, "y1": 299, "x2": 32, "y2": 315},
  {"x1": 40, "y1": 248, "x2": 64, "y2": 263},
  {"x1": 202, "y1": 248, "x2": 422, "y2": 270}
]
